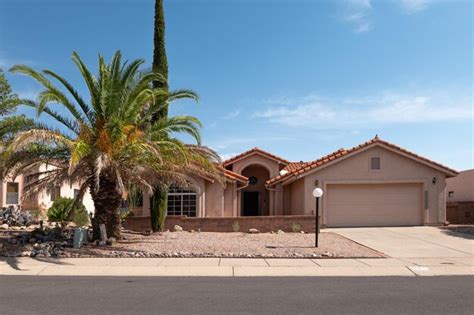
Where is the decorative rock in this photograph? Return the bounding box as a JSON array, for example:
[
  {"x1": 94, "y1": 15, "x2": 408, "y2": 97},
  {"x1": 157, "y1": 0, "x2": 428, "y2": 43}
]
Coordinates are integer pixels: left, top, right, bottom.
[
  {"x1": 300, "y1": 231, "x2": 305, "y2": 234},
  {"x1": 0, "y1": 223, "x2": 9, "y2": 230},
  {"x1": 106, "y1": 237, "x2": 117, "y2": 246},
  {"x1": 277, "y1": 230, "x2": 285, "y2": 234},
  {"x1": 174, "y1": 225, "x2": 183, "y2": 232},
  {"x1": 248, "y1": 228, "x2": 260, "y2": 234}
]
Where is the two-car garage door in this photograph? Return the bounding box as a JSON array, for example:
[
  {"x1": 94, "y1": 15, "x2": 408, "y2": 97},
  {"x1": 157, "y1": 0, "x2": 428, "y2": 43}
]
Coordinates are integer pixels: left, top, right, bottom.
[{"x1": 326, "y1": 183, "x2": 423, "y2": 227}]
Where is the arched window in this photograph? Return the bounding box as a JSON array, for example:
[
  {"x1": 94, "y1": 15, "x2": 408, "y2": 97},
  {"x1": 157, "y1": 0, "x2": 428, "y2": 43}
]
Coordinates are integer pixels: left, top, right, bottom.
[{"x1": 167, "y1": 185, "x2": 197, "y2": 217}]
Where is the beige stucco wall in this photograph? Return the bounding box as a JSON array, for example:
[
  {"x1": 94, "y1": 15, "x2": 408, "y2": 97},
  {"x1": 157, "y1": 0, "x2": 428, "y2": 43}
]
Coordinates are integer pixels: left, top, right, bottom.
[
  {"x1": 289, "y1": 178, "x2": 305, "y2": 215},
  {"x1": 294, "y1": 145, "x2": 448, "y2": 225},
  {"x1": 231, "y1": 154, "x2": 282, "y2": 178},
  {"x1": 0, "y1": 165, "x2": 95, "y2": 213},
  {"x1": 205, "y1": 180, "x2": 225, "y2": 217},
  {"x1": 446, "y1": 169, "x2": 474, "y2": 202},
  {"x1": 224, "y1": 182, "x2": 237, "y2": 217}
]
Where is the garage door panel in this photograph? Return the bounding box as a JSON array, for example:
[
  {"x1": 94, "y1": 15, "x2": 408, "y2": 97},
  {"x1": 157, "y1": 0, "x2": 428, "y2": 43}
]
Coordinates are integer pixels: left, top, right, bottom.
[{"x1": 326, "y1": 183, "x2": 422, "y2": 227}]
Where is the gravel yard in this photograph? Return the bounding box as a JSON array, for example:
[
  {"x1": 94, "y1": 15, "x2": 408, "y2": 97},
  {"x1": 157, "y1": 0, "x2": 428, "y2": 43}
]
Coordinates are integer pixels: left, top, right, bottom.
[
  {"x1": 1, "y1": 230, "x2": 384, "y2": 258},
  {"x1": 74, "y1": 231, "x2": 384, "y2": 258}
]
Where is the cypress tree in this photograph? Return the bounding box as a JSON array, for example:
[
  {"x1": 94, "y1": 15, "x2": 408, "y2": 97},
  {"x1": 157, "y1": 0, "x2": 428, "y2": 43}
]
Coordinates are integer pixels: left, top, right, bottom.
[{"x1": 150, "y1": 0, "x2": 169, "y2": 231}]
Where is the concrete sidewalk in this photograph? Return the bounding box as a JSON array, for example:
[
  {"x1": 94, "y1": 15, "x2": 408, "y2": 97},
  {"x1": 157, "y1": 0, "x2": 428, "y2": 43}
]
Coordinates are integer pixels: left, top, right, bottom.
[{"x1": 1, "y1": 257, "x2": 473, "y2": 277}]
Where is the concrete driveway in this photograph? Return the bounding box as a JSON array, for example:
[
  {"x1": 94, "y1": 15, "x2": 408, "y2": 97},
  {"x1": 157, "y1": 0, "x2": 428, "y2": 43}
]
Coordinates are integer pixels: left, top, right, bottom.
[{"x1": 329, "y1": 227, "x2": 474, "y2": 262}]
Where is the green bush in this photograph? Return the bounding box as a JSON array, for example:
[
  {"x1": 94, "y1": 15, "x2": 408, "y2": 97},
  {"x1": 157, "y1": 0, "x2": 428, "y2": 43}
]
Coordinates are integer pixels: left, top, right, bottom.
[
  {"x1": 291, "y1": 222, "x2": 302, "y2": 233},
  {"x1": 232, "y1": 221, "x2": 240, "y2": 232},
  {"x1": 47, "y1": 197, "x2": 89, "y2": 226}
]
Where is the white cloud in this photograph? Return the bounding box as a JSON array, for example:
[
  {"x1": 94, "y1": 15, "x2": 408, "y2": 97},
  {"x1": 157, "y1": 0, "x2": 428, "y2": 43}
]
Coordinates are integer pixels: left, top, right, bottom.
[
  {"x1": 219, "y1": 153, "x2": 239, "y2": 161},
  {"x1": 221, "y1": 109, "x2": 241, "y2": 120},
  {"x1": 341, "y1": 0, "x2": 436, "y2": 33},
  {"x1": 343, "y1": 0, "x2": 373, "y2": 33},
  {"x1": 398, "y1": 0, "x2": 432, "y2": 14},
  {"x1": 254, "y1": 92, "x2": 473, "y2": 129}
]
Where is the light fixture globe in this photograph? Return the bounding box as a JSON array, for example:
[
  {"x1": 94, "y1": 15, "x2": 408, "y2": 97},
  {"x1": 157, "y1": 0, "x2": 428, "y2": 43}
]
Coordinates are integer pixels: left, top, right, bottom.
[{"x1": 312, "y1": 187, "x2": 323, "y2": 198}]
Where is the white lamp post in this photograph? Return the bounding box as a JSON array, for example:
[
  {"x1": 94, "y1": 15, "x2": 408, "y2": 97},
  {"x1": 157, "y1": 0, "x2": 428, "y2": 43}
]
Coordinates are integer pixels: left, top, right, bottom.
[{"x1": 312, "y1": 188, "x2": 323, "y2": 247}]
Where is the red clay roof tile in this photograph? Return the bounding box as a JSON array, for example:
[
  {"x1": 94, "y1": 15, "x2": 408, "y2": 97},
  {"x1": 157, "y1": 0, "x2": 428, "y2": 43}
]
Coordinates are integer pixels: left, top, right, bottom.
[
  {"x1": 223, "y1": 147, "x2": 290, "y2": 166},
  {"x1": 266, "y1": 137, "x2": 458, "y2": 186}
]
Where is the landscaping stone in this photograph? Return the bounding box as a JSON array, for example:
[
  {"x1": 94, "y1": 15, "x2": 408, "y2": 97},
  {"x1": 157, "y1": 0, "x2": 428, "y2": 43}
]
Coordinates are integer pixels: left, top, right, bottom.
[
  {"x1": 174, "y1": 225, "x2": 183, "y2": 232},
  {"x1": 106, "y1": 237, "x2": 117, "y2": 246},
  {"x1": 248, "y1": 228, "x2": 260, "y2": 234},
  {"x1": 0, "y1": 223, "x2": 9, "y2": 230},
  {"x1": 277, "y1": 230, "x2": 285, "y2": 234}
]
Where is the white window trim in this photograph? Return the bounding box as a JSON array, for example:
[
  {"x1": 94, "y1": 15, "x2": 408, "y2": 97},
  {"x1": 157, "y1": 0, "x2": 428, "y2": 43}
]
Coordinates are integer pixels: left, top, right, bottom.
[{"x1": 168, "y1": 189, "x2": 197, "y2": 217}]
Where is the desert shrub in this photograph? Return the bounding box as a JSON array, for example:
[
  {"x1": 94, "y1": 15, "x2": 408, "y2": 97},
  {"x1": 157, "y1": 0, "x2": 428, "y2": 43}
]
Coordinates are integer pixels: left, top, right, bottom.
[
  {"x1": 120, "y1": 207, "x2": 134, "y2": 220},
  {"x1": 232, "y1": 221, "x2": 240, "y2": 232},
  {"x1": 72, "y1": 208, "x2": 90, "y2": 227},
  {"x1": 47, "y1": 197, "x2": 88, "y2": 225},
  {"x1": 291, "y1": 222, "x2": 302, "y2": 233}
]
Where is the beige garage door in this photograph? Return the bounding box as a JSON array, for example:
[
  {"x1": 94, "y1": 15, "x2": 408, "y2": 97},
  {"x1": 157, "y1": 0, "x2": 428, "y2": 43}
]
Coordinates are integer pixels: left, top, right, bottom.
[{"x1": 326, "y1": 183, "x2": 422, "y2": 227}]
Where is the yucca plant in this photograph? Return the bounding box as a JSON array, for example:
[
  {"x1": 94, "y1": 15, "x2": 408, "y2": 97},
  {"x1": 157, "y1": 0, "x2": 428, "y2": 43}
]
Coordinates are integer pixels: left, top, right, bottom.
[{"x1": 3, "y1": 51, "x2": 221, "y2": 239}]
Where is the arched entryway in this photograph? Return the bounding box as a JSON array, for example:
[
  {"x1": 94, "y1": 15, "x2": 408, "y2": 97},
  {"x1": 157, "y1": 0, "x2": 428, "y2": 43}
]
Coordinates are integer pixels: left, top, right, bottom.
[{"x1": 241, "y1": 164, "x2": 270, "y2": 216}]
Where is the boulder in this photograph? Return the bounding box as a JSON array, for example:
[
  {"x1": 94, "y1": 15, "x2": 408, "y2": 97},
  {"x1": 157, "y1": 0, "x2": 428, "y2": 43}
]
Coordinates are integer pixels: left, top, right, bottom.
[
  {"x1": 248, "y1": 228, "x2": 260, "y2": 234},
  {"x1": 174, "y1": 225, "x2": 183, "y2": 232},
  {"x1": 277, "y1": 230, "x2": 285, "y2": 234},
  {"x1": 0, "y1": 223, "x2": 8, "y2": 230},
  {"x1": 106, "y1": 237, "x2": 117, "y2": 246}
]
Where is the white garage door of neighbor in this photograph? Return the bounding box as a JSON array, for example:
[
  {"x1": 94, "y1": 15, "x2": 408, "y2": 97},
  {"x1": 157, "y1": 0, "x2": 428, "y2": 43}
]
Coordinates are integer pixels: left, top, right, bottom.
[{"x1": 326, "y1": 183, "x2": 423, "y2": 227}]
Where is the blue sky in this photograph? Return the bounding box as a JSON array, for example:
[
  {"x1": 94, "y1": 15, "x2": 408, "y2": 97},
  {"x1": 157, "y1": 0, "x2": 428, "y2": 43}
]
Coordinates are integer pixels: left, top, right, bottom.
[{"x1": 0, "y1": 0, "x2": 472, "y2": 170}]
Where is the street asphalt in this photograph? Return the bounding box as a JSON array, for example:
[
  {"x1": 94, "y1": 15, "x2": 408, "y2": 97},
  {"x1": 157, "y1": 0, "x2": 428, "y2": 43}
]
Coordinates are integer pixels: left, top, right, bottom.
[{"x1": 1, "y1": 276, "x2": 473, "y2": 314}]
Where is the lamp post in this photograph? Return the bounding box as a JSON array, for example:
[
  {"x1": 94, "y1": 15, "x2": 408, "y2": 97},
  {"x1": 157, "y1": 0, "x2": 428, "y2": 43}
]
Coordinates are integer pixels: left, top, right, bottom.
[{"x1": 312, "y1": 188, "x2": 323, "y2": 247}]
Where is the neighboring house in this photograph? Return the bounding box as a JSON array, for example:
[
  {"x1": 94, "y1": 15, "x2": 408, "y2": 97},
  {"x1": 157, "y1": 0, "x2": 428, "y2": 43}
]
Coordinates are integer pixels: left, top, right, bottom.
[
  {"x1": 0, "y1": 164, "x2": 95, "y2": 214},
  {"x1": 446, "y1": 169, "x2": 474, "y2": 224},
  {"x1": 446, "y1": 169, "x2": 474, "y2": 202},
  {"x1": 133, "y1": 136, "x2": 458, "y2": 227}
]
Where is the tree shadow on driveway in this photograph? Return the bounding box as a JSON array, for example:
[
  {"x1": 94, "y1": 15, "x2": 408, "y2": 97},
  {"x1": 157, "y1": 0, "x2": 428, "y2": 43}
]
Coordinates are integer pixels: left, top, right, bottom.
[{"x1": 439, "y1": 226, "x2": 474, "y2": 240}]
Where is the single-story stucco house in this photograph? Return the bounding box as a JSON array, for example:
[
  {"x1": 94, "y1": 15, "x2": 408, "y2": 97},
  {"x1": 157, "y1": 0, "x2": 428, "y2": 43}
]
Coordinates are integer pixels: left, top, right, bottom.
[
  {"x1": 132, "y1": 136, "x2": 458, "y2": 227},
  {"x1": 2, "y1": 136, "x2": 459, "y2": 228}
]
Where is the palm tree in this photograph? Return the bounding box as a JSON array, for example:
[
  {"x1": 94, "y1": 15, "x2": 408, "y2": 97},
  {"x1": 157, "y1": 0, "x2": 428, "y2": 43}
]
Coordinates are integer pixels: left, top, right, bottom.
[{"x1": 3, "y1": 51, "x2": 221, "y2": 239}]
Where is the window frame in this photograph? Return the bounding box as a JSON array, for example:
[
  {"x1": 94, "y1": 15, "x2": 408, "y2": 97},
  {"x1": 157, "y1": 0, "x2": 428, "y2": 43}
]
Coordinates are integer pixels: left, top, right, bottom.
[
  {"x1": 6, "y1": 182, "x2": 19, "y2": 205},
  {"x1": 167, "y1": 186, "x2": 197, "y2": 217},
  {"x1": 369, "y1": 156, "x2": 381, "y2": 171},
  {"x1": 49, "y1": 185, "x2": 61, "y2": 202}
]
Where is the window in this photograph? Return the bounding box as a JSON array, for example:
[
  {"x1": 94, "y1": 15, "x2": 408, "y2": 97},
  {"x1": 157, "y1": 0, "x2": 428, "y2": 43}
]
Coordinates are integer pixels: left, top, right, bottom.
[
  {"x1": 370, "y1": 157, "x2": 381, "y2": 170},
  {"x1": 167, "y1": 185, "x2": 197, "y2": 217},
  {"x1": 6, "y1": 182, "x2": 19, "y2": 204},
  {"x1": 49, "y1": 185, "x2": 61, "y2": 201},
  {"x1": 248, "y1": 176, "x2": 258, "y2": 185},
  {"x1": 448, "y1": 191, "x2": 454, "y2": 198}
]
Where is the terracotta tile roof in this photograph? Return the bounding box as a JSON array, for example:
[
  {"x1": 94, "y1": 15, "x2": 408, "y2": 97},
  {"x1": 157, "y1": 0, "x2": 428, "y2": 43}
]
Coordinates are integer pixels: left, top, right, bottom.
[
  {"x1": 223, "y1": 147, "x2": 290, "y2": 166},
  {"x1": 266, "y1": 136, "x2": 458, "y2": 186},
  {"x1": 282, "y1": 162, "x2": 307, "y2": 172},
  {"x1": 223, "y1": 169, "x2": 248, "y2": 183}
]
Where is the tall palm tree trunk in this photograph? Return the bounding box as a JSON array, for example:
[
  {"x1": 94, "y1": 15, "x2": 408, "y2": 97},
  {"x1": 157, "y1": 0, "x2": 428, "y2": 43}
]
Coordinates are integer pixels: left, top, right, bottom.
[
  {"x1": 91, "y1": 172, "x2": 122, "y2": 239},
  {"x1": 150, "y1": 0, "x2": 169, "y2": 232}
]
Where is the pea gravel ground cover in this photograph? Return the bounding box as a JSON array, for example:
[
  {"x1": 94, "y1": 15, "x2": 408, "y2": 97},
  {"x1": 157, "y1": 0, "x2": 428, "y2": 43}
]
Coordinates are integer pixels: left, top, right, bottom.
[
  {"x1": 73, "y1": 231, "x2": 384, "y2": 258},
  {"x1": 1, "y1": 230, "x2": 384, "y2": 258}
]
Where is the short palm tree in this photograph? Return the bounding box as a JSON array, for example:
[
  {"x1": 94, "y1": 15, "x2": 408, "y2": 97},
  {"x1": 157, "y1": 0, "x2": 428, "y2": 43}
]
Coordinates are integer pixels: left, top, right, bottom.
[{"x1": 4, "y1": 51, "x2": 221, "y2": 238}]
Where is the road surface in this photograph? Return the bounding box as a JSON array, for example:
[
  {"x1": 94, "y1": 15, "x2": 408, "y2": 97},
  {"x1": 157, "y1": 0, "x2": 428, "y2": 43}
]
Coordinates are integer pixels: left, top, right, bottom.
[{"x1": 1, "y1": 276, "x2": 472, "y2": 314}]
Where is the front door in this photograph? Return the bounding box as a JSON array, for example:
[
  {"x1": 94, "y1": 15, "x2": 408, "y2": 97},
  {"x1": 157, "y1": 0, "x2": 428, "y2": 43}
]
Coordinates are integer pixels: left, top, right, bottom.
[{"x1": 243, "y1": 191, "x2": 259, "y2": 216}]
